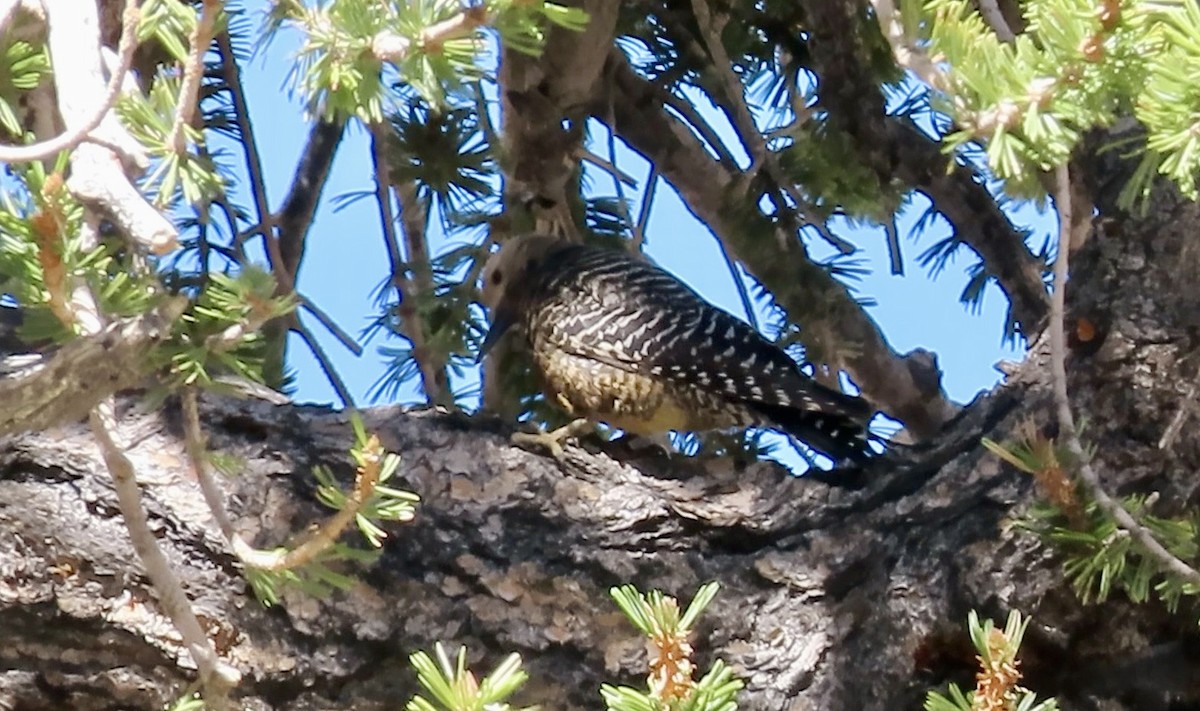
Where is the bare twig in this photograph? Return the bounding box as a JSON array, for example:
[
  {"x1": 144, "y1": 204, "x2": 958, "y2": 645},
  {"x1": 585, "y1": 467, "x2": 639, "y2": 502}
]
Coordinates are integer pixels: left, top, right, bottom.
[
  {"x1": 293, "y1": 317, "x2": 355, "y2": 407},
  {"x1": 1159, "y1": 374, "x2": 1200, "y2": 450},
  {"x1": 687, "y1": 1, "x2": 850, "y2": 257},
  {"x1": 181, "y1": 388, "x2": 285, "y2": 566},
  {"x1": 716, "y1": 236, "x2": 759, "y2": 331},
  {"x1": 215, "y1": 30, "x2": 273, "y2": 249},
  {"x1": 660, "y1": 89, "x2": 740, "y2": 169},
  {"x1": 1049, "y1": 164, "x2": 1200, "y2": 587},
  {"x1": 689, "y1": 0, "x2": 768, "y2": 172},
  {"x1": 91, "y1": 402, "x2": 240, "y2": 706},
  {"x1": 166, "y1": 0, "x2": 223, "y2": 154},
  {"x1": 884, "y1": 216, "x2": 903, "y2": 275},
  {"x1": 0, "y1": 0, "x2": 140, "y2": 164},
  {"x1": 979, "y1": 0, "x2": 1017, "y2": 42},
  {"x1": 42, "y1": 0, "x2": 177, "y2": 253},
  {"x1": 298, "y1": 292, "x2": 363, "y2": 356},
  {"x1": 577, "y1": 145, "x2": 638, "y2": 187},
  {"x1": 181, "y1": 388, "x2": 237, "y2": 541},
  {"x1": 65, "y1": 212, "x2": 236, "y2": 704},
  {"x1": 633, "y1": 166, "x2": 658, "y2": 252}
]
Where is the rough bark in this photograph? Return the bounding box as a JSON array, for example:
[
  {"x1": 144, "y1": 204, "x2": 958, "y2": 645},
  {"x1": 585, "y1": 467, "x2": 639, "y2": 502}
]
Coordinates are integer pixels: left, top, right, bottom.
[{"x1": 4, "y1": 167, "x2": 1200, "y2": 709}]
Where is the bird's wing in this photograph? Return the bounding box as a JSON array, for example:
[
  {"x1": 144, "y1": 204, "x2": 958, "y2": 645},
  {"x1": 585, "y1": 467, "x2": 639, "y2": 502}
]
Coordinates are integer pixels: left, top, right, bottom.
[{"x1": 538, "y1": 248, "x2": 868, "y2": 418}]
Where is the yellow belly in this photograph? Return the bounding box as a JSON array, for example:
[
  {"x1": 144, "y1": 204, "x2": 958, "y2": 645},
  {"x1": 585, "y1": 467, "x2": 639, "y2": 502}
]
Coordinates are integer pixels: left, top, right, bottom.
[{"x1": 535, "y1": 348, "x2": 740, "y2": 435}]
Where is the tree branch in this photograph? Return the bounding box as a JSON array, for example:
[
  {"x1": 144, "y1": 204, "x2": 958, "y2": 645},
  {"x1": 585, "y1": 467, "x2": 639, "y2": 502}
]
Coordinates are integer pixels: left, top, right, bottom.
[{"x1": 809, "y1": 0, "x2": 1050, "y2": 335}]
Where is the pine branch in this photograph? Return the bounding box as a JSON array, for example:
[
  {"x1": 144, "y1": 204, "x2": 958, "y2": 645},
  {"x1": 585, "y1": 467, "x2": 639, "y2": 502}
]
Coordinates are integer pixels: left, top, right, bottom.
[{"x1": 807, "y1": 0, "x2": 1050, "y2": 334}]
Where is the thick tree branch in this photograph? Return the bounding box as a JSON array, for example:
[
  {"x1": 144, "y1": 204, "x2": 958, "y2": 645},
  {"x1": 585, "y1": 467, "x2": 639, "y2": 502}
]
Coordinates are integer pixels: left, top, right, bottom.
[{"x1": 0, "y1": 302, "x2": 184, "y2": 436}]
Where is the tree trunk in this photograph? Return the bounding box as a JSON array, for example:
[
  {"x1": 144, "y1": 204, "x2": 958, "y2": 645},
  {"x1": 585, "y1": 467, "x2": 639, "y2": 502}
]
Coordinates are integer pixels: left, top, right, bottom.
[{"x1": 4, "y1": 160, "x2": 1200, "y2": 709}]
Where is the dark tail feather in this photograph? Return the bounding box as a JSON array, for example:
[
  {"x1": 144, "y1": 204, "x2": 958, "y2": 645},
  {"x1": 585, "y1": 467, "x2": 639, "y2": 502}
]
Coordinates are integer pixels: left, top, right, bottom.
[{"x1": 753, "y1": 402, "x2": 876, "y2": 464}]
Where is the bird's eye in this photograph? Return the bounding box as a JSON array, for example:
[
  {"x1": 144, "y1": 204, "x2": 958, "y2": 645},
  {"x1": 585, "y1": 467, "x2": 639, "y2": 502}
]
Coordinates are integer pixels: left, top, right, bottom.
[{"x1": 490, "y1": 269, "x2": 503, "y2": 285}]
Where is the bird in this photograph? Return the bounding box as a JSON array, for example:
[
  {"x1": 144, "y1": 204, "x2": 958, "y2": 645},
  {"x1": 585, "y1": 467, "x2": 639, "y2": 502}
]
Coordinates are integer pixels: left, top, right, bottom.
[{"x1": 479, "y1": 233, "x2": 877, "y2": 463}]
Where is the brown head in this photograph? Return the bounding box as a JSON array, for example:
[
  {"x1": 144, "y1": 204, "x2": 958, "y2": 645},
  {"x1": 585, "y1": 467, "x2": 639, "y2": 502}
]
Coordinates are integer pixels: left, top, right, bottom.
[{"x1": 479, "y1": 234, "x2": 571, "y2": 358}]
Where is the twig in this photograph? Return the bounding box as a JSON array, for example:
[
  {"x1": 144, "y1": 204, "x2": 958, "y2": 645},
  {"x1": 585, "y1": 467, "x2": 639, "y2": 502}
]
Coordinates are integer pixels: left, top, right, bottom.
[
  {"x1": 215, "y1": 30, "x2": 273, "y2": 252},
  {"x1": 979, "y1": 0, "x2": 1017, "y2": 42},
  {"x1": 659, "y1": 89, "x2": 740, "y2": 169},
  {"x1": 293, "y1": 317, "x2": 355, "y2": 407},
  {"x1": 181, "y1": 388, "x2": 286, "y2": 567},
  {"x1": 633, "y1": 166, "x2": 658, "y2": 252},
  {"x1": 166, "y1": 0, "x2": 222, "y2": 154},
  {"x1": 44, "y1": 0, "x2": 176, "y2": 253},
  {"x1": 67, "y1": 215, "x2": 236, "y2": 704},
  {"x1": 1159, "y1": 374, "x2": 1200, "y2": 450},
  {"x1": 576, "y1": 146, "x2": 638, "y2": 187},
  {"x1": 689, "y1": 0, "x2": 768, "y2": 172},
  {"x1": 687, "y1": 0, "x2": 850, "y2": 257},
  {"x1": 806, "y1": 219, "x2": 857, "y2": 256},
  {"x1": 370, "y1": 5, "x2": 488, "y2": 62},
  {"x1": 868, "y1": 0, "x2": 950, "y2": 91},
  {"x1": 181, "y1": 388, "x2": 236, "y2": 541},
  {"x1": 884, "y1": 216, "x2": 903, "y2": 275},
  {"x1": 298, "y1": 292, "x2": 363, "y2": 356},
  {"x1": 0, "y1": 0, "x2": 140, "y2": 164},
  {"x1": 91, "y1": 402, "x2": 240, "y2": 706},
  {"x1": 717, "y1": 237, "x2": 759, "y2": 332},
  {"x1": 253, "y1": 435, "x2": 384, "y2": 571},
  {"x1": 1049, "y1": 163, "x2": 1200, "y2": 588},
  {"x1": 599, "y1": 103, "x2": 640, "y2": 244}
]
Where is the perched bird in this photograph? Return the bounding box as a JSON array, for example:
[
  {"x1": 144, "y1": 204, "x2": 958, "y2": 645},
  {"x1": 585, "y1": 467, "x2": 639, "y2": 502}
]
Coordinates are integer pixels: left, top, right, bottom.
[{"x1": 479, "y1": 233, "x2": 876, "y2": 463}]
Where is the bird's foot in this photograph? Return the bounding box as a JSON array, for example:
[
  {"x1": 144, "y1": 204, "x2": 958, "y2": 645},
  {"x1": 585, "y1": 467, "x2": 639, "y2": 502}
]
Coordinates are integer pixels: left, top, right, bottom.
[{"x1": 511, "y1": 418, "x2": 592, "y2": 458}]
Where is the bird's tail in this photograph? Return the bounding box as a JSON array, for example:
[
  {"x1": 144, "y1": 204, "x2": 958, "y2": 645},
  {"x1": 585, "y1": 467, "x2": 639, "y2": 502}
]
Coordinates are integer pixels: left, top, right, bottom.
[{"x1": 754, "y1": 398, "x2": 876, "y2": 464}]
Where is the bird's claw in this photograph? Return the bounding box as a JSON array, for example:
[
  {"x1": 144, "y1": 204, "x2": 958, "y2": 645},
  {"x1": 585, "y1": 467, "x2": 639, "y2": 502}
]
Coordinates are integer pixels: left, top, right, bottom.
[{"x1": 510, "y1": 419, "x2": 591, "y2": 458}]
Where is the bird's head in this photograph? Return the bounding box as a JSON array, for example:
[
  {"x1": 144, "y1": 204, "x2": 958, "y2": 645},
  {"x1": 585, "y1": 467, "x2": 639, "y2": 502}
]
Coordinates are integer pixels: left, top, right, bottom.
[{"x1": 479, "y1": 233, "x2": 568, "y2": 359}]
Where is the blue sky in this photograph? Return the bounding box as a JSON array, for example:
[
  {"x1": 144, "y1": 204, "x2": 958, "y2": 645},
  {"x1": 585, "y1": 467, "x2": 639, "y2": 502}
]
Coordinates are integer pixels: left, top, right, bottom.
[{"x1": 228, "y1": 10, "x2": 1043, "y2": 462}]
